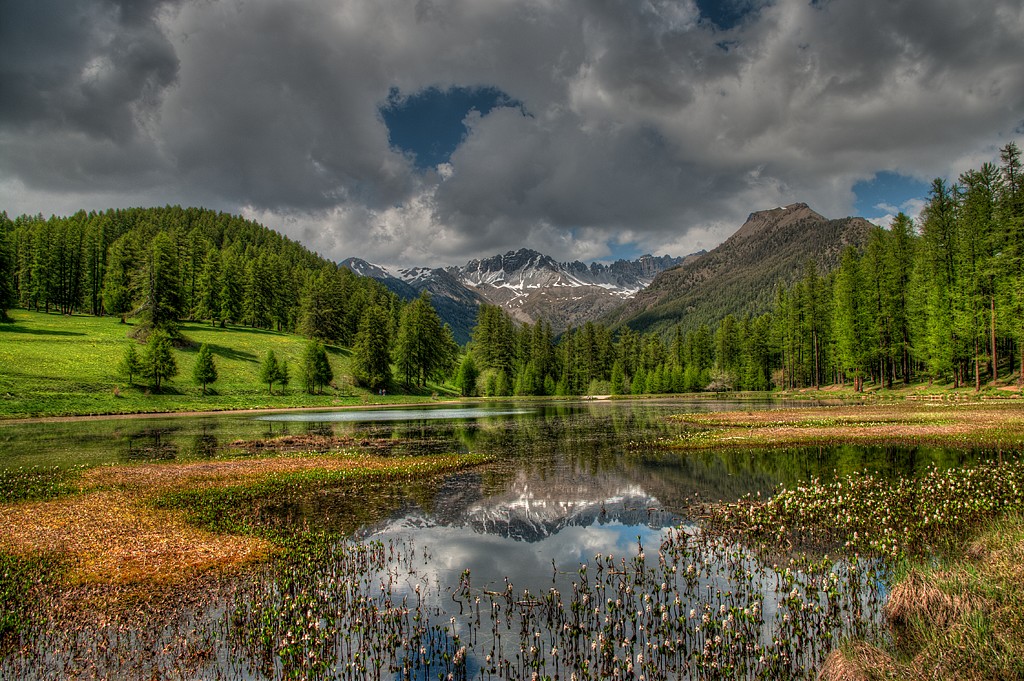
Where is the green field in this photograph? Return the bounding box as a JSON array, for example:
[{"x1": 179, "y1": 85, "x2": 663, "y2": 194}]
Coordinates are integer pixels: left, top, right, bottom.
[{"x1": 0, "y1": 310, "x2": 448, "y2": 418}]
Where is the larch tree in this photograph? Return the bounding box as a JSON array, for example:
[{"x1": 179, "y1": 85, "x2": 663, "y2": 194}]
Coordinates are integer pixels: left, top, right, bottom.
[
  {"x1": 192, "y1": 343, "x2": 218, "y2": 395},
  {"x1": 259, "y1": 350, "x2": 281, "y2": 395},
  {"x1": 118, "y1": 343, "x2": 143, "y2": 385},
  {"x1": 352, "y1": 303, "x2": 393, "y2": 391},
  {"x1": 394, "y1": 292, "x2": 458, "y2": 388},
  {"x1": 0, "y1": 212, "x2": 15, "y2": 321},
  {"x1": 143, "y1": 330, "x2": 178, "y2": 391},
  {"x1": 301, "y1": 340, "x2": 333, "y2": 394},
  {"x1": 143, "y1": 231, "x2": 183, "y2": 332}
]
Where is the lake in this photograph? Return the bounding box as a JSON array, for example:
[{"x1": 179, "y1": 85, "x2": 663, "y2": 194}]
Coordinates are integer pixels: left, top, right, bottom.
[{"x1": 0, "y1": 399, "x2": 987, "y2": 679}]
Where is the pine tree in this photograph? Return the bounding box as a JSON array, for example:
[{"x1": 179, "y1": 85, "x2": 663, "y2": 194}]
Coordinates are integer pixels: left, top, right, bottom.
[
  {"x1": 118, "y1": 343, "x2": 143, "y2": 385},
  {"x1": 219, "y1": 251, "x2": 243, "y2": 327},
  {"x1": 610, "y1": 360, "x2": 625, "y2": 395},
  {"x1": 259, "y1": 350, "x2": 281, "y2": 395},
  {"x1": 887, "y1": 213, "x2": 915, "y2": 384},
  {"x1": 102, "y1": 235, "x2": 136, "y2": 322},
  {"x1": 302, "y1": 340, "x2": 333, "y2": 394},
  {"x1": 352, "y1": 304, "x2": 392, "y2": 391},
  {"x1": 455, "y1": 354, "x2": 479, "y2": 397},
  {"x1": 920, "y1": 178, "x2": 960, "y2": 384},
  {"x1": 143, "y1": 330, "x2": 178, "y2": 391},
  {"x1": 192, "y1": 343, "x2": 218, "y2": 394},
  {"x1": 833, "y1": 247, "x2": 868, "y2": 391},
  {"x1": 299, "y1": 268, "x2": 343, "y2": 341},
  {"x1": 143, "y1": 231, "x2": 182, "y2": 332},
  {"x1": 394, "y1": 292, "x2": 458, "y2": 388},
  {"x1": 0, "y1": 212, "x2": 15, "y2": 321},
  {"x1": 998, "y1": 143, "x2": 1024, "y2": 387},
  {"x1": 195, "y1": 249, "x2": 222, "y2": 326}
]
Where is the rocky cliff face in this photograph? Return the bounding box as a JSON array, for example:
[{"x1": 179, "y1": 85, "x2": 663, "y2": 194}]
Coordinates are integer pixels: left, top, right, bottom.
[{"x1": 343, "y1": 249, "x2": 688, "y2": 335}]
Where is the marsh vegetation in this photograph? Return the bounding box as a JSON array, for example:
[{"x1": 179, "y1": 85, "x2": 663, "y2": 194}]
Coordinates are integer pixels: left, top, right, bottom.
[{"x1": 0, "y1": 399, "x2": 1021, "y2": 679}]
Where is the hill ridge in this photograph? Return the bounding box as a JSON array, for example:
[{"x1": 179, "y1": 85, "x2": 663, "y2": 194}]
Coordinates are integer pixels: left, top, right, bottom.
[{"x1": 603, "y1": 203, "x2": 874, "y2": 334}]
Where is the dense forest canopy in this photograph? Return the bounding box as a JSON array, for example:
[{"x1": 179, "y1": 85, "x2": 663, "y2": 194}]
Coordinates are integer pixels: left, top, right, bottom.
[
  {"x1": 1, "y1": 143, "x2": 1023, "y2": 396},
  {"x1": 0, "y1": 205, "x2": 408, "y2": 343}
]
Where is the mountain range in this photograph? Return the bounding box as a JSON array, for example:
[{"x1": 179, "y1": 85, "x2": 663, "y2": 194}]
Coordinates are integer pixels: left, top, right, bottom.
[
  {"x1": 342, "y1": 250, "x2": 692, "y2": 342},
  {"x1": 342, "y1": 202, "x2": 876, "y2": 341}
]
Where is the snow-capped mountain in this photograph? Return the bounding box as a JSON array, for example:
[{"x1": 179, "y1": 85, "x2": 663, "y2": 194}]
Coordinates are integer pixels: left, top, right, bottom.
[
  {"x1": 341, "y1": 258, "x2": 396, "y2": 281},
  {"x1": 341, "y1": 249, "x2": 692, "y2": 337},
  {"x1": 362, "y1": 472, "x2": 678, "y2": 544},
  {"x1": 457, "y1": 250, "x2": 684, "y2": 297}
]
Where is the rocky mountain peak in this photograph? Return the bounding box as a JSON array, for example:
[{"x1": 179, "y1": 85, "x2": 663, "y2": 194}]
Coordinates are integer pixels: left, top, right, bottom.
[
  {"x1": 342, "y1": 248, "x2": 687, "y2": 334},
  {"x1": 604, "y1": 203, "x2": 875, "y2": 334},
  {"x1": 736, "y1": 202, "x2": 826, "y2": 241}
]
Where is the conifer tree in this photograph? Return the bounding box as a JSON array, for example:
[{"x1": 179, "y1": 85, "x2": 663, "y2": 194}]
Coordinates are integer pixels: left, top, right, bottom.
[
  {"x1": 352, "y1": 304, "x2": 392, "y2": 391},
  {"x1": 143, "y1": 330, "x2": 177, "y2": 391},
  {"x1": 192, "y1": 344, "x2": 218, "y2": 394},
  {"x1": 195, "y1": 250, "x2": 222, "y2": 326},
  {"x1": 833, "y1": 247, "x2": 868, "y2": 391},
  {"x1": 887, "y1": 213, "x2": 915, "y2": 384},
  {"x1": 302, "y1": 340, "x2": 333, "y2": 394},
  {"x1": 219, "y1": 251, "x2": 243, "y2": 327},
  {"x1": 259, "y1": 350, "x2": 281, "y2": 395},
  {"x1": 0, "y1": 212, "x2": 15, "y2": 321},
  {"x1": 102, "y1": 235, "x2": 136, "y2": 322},
  {"x1": 455, "y1": 353, "x2": 479, "y2": 397},
  {"x1": 118, "y1": 343, "x2": 143, "y2": 385},
  {"x1": 299, "y1": 268, "x2": 343, "y2": 341},
  {"x1": 394, "y1": 292, "x2": 458, "y2": 388},
  {"x1": 143, "y1": 231, "x2": 182, "y2": 331}
]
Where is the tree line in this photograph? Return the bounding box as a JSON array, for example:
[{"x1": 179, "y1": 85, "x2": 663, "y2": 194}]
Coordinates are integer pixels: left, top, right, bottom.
[
  {"x1": 460, "y1": 143, "x2": 1024, "y2": 396},
  {"x1": 0, "y1": 206, "x2": 398, "y2": 339},
  {"x1": 2, "y1": 144, "x2": 1022, "y2": 396},
  {"x1": 0, "y1": 206, "x2": 458, "y2": 394}
]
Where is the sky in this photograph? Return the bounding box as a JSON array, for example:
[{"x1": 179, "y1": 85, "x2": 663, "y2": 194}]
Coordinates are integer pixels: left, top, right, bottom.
[{"x1": 1, "y1": 0, "x2": 1022, "y2": 268}]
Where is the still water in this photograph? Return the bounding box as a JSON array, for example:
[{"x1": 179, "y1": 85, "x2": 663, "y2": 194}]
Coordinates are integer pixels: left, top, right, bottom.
[{"x1": 0, "y1": 399, "x2": 984, "y2": 679}]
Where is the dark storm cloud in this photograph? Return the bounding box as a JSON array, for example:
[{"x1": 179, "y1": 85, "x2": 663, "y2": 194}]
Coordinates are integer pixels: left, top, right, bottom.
[
  {"x1": 0, "y1": 0, "x2": 179, "y2": 141},
  {"x1": 0, "y1": 0, "x2": 1022, "y2": 266}
]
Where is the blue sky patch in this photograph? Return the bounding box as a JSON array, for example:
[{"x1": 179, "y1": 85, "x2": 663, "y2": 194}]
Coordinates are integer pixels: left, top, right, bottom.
[
  {"x1": 696, "y1": 0, "x2": 765, "y2": 31},
  {"x1": 853, "y1": 171, "x2": 930, "y2": 220},
  {"x1": 605, "y1": 241, "x2": 644, "y2": 261},
  {"x1": 381, "y1": 86, "x2": 522, "y2": 170}
]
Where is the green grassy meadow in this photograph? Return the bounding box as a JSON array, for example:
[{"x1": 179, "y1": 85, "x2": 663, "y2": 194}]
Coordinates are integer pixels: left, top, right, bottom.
[{"x1": 0, "y1": 310, "x2": 446, "y2": 418}]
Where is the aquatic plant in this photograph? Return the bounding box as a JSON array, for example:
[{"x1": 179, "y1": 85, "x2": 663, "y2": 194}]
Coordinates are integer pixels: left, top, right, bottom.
[
  {"x1": 705, "y1": 459, "x2": 1024, "y2": 559},
  {"x1": 0, "y1": 466, "x2": 81, "y2": 503}
]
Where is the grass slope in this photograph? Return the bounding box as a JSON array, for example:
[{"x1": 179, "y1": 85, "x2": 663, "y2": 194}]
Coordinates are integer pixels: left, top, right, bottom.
[{"x1": 0, "y1": 310, "x2": 447, "y2": 418}]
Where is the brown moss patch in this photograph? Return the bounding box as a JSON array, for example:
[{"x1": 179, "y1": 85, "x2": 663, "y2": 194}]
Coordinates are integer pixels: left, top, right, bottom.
[
  {"x1": 668, "y1": 403, "x2": 1024, "y2": 450},
  {"x1": 0, "y1": 490, "x2": 272, "y2": 585},
  {"x1": 0, "y1": 451, "x2": 480, "y2": 589},
  {"x1": 884, "y1": 570, "x2": 980, "y2": 631},
  {"x1": 82, "y1": 451, "x2": 433, "y2": 492}
]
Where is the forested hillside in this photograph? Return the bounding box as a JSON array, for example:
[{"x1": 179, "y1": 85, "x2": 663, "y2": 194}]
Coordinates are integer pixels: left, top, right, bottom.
[
  {"x1": 604, "y1": 203, "x2": 873, "y2": 335},
  {"x1": 0, "y1": 206, "x2": 459, "y2": 395},
  {"x1": 0, "y1": 206, "x2": 390, "y2": 337}
]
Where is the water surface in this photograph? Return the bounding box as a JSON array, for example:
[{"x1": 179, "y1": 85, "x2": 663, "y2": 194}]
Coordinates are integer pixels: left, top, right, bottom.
[{"x1": 0, "y1": 398, "x2": 991, "y2": 679}]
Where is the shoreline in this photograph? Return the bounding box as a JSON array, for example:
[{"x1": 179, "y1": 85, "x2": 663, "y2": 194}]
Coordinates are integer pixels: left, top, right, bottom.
[{"x1": 0, "y1": 398, "x2": 476, "y2": 426}]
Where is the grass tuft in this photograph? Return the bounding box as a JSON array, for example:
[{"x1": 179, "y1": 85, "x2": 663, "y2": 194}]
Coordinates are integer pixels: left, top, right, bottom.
[{"x1": 818, "y1": 641, "x2": 895, "y2": 681}]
